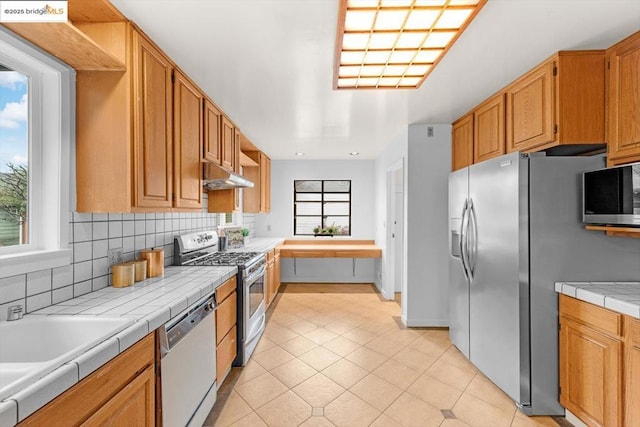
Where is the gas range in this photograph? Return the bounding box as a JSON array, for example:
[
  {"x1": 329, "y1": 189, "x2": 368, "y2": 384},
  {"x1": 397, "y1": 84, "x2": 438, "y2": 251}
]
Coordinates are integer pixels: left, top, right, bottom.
[{"x1": 173, "y1": 230, "x2": 263, "y2": 269}]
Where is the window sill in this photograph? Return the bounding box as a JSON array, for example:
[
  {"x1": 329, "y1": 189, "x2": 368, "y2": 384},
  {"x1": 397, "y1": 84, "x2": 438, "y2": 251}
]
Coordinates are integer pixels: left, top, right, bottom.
[{"x1": 0, "y1": 249, "x2": 72, "y2": 278}]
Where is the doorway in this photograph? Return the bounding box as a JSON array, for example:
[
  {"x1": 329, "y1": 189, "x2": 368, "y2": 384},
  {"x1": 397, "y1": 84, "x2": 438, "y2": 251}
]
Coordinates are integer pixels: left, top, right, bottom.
[{"x1": 386, "y1": 160, "x2": 404, "y2": 307}]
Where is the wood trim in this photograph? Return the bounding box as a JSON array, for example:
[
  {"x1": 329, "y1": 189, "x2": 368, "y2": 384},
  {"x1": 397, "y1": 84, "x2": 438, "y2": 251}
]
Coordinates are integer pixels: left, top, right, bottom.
[
  {"x1": 560, "y1": 294, "x2": 623, "y2": 338},
  {"x1": 585, "y1": 225, "x2": 640, "y2": 238},
  {"x1": 2, "y1": 22, "x2": 125, "y2": 70},
  {"x1": 19, "y1": 334, "x2": 155, "y2": 426},
  {"x1": 68, "y1": 0, "x2": 127, "y2": 22},
  {"x1": 240, "y1": 152, "x2": 259, "y2": 167}
]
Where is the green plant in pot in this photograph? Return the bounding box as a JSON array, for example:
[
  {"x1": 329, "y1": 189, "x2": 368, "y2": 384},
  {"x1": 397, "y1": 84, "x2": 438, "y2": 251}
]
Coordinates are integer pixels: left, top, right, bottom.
[{"x1": 314, "y1": 222, "x2": 341, "y2": 236}]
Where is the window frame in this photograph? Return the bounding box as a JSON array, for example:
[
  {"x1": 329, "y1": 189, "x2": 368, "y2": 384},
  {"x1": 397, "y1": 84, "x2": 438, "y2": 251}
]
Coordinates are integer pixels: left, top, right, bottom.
[
  {"x1": 293, "y1": 180, "x2": 352, "y2": 236},
  {"x1": 0, "y1": 27, "x2": 73, "y2": 278}
]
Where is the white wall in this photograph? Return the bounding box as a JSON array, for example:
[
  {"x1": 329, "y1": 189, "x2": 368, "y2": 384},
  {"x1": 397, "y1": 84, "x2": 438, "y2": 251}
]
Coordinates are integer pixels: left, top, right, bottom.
[
  {"x1": 405, "y1": 124, "x2": 451, "y2": 326},
  {"x1": 254, "y1": 159, "x2": 376, "y2": 238}
]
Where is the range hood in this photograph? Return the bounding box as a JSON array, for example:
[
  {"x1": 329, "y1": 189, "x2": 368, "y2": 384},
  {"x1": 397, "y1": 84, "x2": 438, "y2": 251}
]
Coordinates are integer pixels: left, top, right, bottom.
[{"x1": 202, "y1": 162, "x2": 254, "y2": 190}]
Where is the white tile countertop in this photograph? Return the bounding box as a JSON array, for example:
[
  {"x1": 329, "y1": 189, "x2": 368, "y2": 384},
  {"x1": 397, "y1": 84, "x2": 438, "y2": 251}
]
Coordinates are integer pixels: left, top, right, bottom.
[
  {"x1": 555, "y1": 281, "x2": 640, "y2": 319},
  {"x1": 239, "y1": 237, "x2": 285, "y2": 253},
  {"x1": 0, "y1": 265, "x2": 236, "y2": 427}
]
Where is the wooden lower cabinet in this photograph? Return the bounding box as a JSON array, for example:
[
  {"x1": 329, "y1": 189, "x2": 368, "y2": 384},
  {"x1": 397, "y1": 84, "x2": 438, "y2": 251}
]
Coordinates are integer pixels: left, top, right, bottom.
[
  {"x1": 215, "y1": 277, "x2": 237, "y2": 384},
  {"x1": 265, "y1": 250, "x2": 276, "y2": 307},
  {"x1": 19, "y1": 334, "x2": 155, "y2": 426},
  {"x1": 559, "y1": 295, "x2": 635, "y2": 427},
  {"x1": 274, "y1": 247, "x2": 281, "y2": 295},
  {"x1": 625, "y1": 317, "x2": 640, "y2": 426}
]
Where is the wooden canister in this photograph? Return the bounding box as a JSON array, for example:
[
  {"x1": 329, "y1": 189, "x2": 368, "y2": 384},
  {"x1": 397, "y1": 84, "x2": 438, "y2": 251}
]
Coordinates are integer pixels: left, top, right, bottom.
[
  {"x1": 140, "y1": 248, "x2": 164, "y2": 278},
  {"x1": 112, "y1": 263, "x2": 135, "y2": 288},
  {"x1": 132, "y1": 259, "x2": 147, "y2": 282}
]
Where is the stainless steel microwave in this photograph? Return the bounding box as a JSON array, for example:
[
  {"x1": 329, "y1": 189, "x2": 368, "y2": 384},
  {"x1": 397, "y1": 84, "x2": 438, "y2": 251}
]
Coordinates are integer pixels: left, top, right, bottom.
[{"x1": 583, "y1": 162, "x2": 640, "y2": 226}]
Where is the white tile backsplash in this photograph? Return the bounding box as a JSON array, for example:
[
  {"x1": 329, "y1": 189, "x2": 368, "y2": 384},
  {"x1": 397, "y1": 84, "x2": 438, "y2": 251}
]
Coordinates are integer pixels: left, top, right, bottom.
[
  {"x1": 26, "y1": 270, "x2": 51, "y2": 296},
  {"x1": 0, "y1": 208, "x2": 219, "y2": 316}
]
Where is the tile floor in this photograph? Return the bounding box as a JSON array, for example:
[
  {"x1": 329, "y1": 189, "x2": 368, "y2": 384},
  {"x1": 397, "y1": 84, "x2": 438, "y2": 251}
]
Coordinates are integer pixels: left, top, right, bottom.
[{"x1": 204, "y1": 284, "x2": 566, "y2": 427}]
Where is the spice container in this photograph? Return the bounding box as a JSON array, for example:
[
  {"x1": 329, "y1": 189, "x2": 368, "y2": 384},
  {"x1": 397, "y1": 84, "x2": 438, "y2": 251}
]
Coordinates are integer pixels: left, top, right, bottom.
[
  {"x1": 131, "y1": 259, "x2": 147, "y2": 282},
  {"x1": 140, "y1": 248, "x2": 164, "y2": 277},
  {"x1": 112, "y1": 262, "x2": 135, "y2": 288}
]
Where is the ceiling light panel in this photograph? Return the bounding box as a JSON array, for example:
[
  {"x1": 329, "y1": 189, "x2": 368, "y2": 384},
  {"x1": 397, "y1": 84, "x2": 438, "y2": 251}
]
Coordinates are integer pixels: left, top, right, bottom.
[{"x1": 335, "y1": 0, "x2": 486, "y2": 89}]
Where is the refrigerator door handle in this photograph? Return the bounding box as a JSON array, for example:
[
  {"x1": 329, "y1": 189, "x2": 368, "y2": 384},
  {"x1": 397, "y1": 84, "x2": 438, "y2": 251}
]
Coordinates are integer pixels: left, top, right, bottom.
[
  {"x1": 460, "y1": 199, "x2": 471, "y2": 283},
  {"x1": 468, "y1": 199, "x2": 478, "y2": 279}
]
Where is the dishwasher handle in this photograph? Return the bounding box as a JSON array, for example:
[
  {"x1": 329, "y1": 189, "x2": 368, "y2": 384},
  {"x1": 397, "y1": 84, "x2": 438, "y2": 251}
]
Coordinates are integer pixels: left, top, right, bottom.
[{"x1": 159, "y1": 296, "x2": 216, "y2": 358}]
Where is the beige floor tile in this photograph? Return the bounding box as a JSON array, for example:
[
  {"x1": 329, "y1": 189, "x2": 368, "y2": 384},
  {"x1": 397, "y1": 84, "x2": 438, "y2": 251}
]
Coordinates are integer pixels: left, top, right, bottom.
[
  {"x1": 369, "y1": 413, "x2": 402, "y2": 427},
  {"x1": 322, "y1": 359, "x2": 369, "y2": 389},
  {"x1": 391, "y1": 347, "x2": 437, "y2": 372},
  {"x1": 263, "y1": 325, "x2": 299, "y2": 345},
  {"x1": 383, "y1": 392, "x2": 444, "y2": 427},
  {"x1": 406, "y1": 372, "x2": 463, "y2": 410},
  {"x1": 269, "y1": 311, "x2": 302, "y2": 326},
  {"x1": 373, "y1": 359, "x2": 421, "y2": 390},
  {"x1": 350, "y1": 374, "x2": 403, "y2": 411},
  {"x1": 234, "y1": 372, "x2": 289, "y2": 410},
  {"x1": 215, "y1": 391, "x2": 253, "y2": 426},
  {"x1": 292, "y1": 373, "x2": 346, "y2": 407},
  {"x1": 324, "y1": 391, "x2": 381, "y2": 427},
  {"x1": 287, "y1": 319, "x2": 318, "y2": 334},
  {"x1": 425, "y1": 359, "x2": 475, "y2": 391},
  {"x1": 228, "y1": 411, "x2": 267, "y2": 427},
  {"x1": 253, "y1": 337, "x2": 277, "y2": 355},
  {"x1": 440, "y1": 346, "x2": 479, "y2": 374},
  {"x1": 407, "y1": 335, "x2": 451, "y2": 358},
  {"x1": 511, "y1": 412, "x2": 560, "y2": 427},
  {"x1": 270, "y1": 358, "x2": 317, "y2": 388},
  {"x1": 299, "y1": 417, "x2": 336, "y2": 427},
  {"x1": 252, "y1": 346, "x2": 295, "y2": 371},
  {"x1": 452, "y1": 393, "x2": 514, "y2": 427},
  {"x1": 345, "y1": 346, "x2": 389, "y2": 371},
  {"x1": 304, "y1": 327, "x2": 339, "y2": 345},
  {"x1": 324, "y1": 319, "x2": 356, "y2": 335},
  {"x1": 365, "y1": 336, "x2": 407, "y2": 357},
  {"x1": 298, "y1": 346, "x2": 342, "y2": 371},
  {"x1": 321, "y1": 335, "x2": 361, "y2": 357},
  {"x1": 278, "y1": 335, "x2": 318, "y2": 356},
  {"x1": 464, "y1": 373, "x2": 516, "y2": 415},
  {"x1": 255, "y1": 390, "x2": 312, "y2": 427},
  {"x1": 236, "y1": 360, "x2": 268, "y2": 385},
  {"x1": 440, "y1": 420, "x2": 471, "y2": 427},
  {"x1": 341, "y1": 327, "x2": 378, "y2": 345}
]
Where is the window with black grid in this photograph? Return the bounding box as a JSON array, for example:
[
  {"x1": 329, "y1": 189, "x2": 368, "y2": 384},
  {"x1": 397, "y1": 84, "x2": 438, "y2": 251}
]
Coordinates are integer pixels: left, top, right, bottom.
[{"x1": 294, "y1": 180, "x2": 351, "y2": 236}]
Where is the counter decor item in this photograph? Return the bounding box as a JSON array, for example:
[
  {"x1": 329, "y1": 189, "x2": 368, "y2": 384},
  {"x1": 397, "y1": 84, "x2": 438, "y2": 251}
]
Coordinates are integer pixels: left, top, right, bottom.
[
  {"x1": 111, "y1": 262, "x2": 135, "y2": 288},
  {"x1": 131, "y1": 259, "x2": 148, "y2": 282},
  {"x1": 140, "y1": 248, "x2": 164, "y2": 277}
]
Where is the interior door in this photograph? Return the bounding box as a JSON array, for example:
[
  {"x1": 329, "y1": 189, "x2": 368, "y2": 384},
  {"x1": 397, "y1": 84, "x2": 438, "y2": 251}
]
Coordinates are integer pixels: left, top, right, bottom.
[
  {"x1": 448, "y1": 167, "x2": 469, "y2": 357},
  {"x1": 468, "y1": 151, "x2": 530, "y2": 405}
]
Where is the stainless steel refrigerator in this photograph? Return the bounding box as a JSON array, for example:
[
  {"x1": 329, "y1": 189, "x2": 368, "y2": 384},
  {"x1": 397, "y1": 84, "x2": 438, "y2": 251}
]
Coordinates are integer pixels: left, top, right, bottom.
[{"x1": 448, "y1": 151, "x2": 614, "y2": 415}]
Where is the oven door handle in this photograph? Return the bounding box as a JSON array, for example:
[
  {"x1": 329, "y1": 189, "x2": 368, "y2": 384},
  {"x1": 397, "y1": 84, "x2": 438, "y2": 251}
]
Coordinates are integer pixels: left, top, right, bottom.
[{"x1": 245, "y1": 264, "x2": 267, "y2": 284}]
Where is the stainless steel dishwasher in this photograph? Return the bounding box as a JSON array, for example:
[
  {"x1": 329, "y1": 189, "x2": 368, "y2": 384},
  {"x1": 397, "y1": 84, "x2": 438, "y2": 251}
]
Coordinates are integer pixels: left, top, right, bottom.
[{"x1": 159, "y1": 294, "x2": 217, "y2": 427}]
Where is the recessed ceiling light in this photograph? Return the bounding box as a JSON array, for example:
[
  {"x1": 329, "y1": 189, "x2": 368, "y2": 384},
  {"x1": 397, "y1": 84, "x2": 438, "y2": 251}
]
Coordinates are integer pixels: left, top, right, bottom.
[
  {"x1": 350, "y1": 151, "x2": 360, "y2": 156},
  {"x1": 296, "y1": 152, "x2": 305, "y2": 156},
  {"x1": 334, "y1": 0, "x2": 487, "y2": 90}
]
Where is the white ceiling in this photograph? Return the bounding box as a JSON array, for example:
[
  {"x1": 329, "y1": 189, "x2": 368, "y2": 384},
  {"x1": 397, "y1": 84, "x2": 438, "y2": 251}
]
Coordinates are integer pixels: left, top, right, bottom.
[{"x1": 110, "y1": 0, "x2": 640, "y2": 160}]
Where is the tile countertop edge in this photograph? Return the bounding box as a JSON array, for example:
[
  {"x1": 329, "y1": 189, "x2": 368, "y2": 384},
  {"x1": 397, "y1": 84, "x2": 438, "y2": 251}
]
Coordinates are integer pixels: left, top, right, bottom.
[
  {"x1": 555, "y1": 281, "x2": 640, "y2": 319},
  {"x1": 0, "y1": 265, "x2": 238, "y2": 426},
  {"x1": 241, "y1": 237, "x2": 285, "y2": 253}
]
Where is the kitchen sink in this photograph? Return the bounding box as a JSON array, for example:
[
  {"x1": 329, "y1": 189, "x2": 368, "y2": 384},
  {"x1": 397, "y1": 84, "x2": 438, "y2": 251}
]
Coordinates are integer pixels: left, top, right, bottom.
[{"x1": 0, "y1": 315, "x2": 135, "y2": 400}]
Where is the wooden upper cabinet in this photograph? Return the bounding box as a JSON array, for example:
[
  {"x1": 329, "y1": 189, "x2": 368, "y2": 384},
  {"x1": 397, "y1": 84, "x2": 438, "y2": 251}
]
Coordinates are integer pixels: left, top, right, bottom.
[
  {"x1": 474, "y1": 93, "x2": 505, "y2": 163},
  {"x1": 506, "y1": 51, "x2": 605, "y2": 153},
  {"x1": 173, "y1": 70, "x2": 203, "y2": 210},
  {"x1": 234, "y1": 127, "x2": 241, "y2": 174},
  {"x1": 242, "y1": 150, "x2": 271, "y2": 213},
  {"x1": 606, "y1": 31, "x2": 640, "y2": 164},
  {"x1": 221, "y1": 116, "x2": 235, "y2": 171},
  {"x1": 132, "y1": 31, "x2": 173, "y2": 209},
  {"x1": 204, "y1": 100, "x2": 222, "y2": 164},
  {"x1": 452, "y1": 113, "x2": 473, "y2": 171}
]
